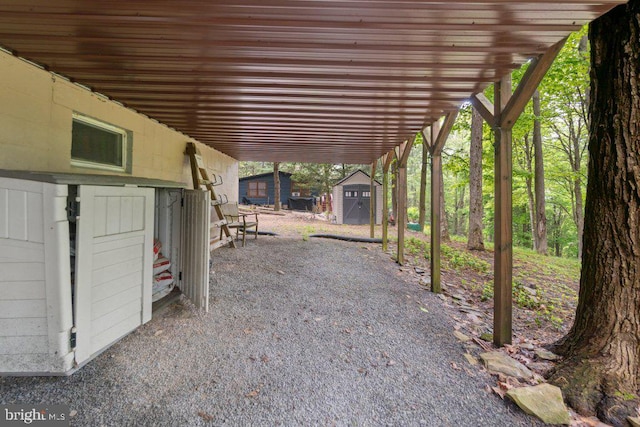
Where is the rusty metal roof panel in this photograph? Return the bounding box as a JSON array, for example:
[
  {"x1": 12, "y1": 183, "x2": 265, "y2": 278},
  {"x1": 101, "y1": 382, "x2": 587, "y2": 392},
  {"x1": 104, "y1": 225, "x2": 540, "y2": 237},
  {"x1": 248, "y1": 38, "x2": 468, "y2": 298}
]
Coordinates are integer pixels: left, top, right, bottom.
[{"x1": 0, "y1": 1, "x2": 625, "y2": 163}]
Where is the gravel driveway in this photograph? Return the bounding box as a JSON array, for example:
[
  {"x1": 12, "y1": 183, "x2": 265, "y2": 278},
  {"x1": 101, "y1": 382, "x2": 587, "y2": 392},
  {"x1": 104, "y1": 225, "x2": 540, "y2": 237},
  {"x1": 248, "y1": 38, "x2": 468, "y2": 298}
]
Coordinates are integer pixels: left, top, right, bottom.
[{"x1": 0, "y1": 237, "x2": 540, "y2": 426}]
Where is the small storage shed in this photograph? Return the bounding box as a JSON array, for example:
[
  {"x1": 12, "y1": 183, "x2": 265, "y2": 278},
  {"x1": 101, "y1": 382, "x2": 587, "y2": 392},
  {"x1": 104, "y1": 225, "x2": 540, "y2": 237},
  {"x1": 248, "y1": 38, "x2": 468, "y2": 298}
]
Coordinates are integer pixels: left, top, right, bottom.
[
  {"x1": 0, "y1": 171, "x2": 213, "y2": 375},
  {"x1": 239, "y1": 171, "x2": 293, "y2": 206},
  {"x1": 332, "y1": 170, "x2": 382, "y2": 225}
]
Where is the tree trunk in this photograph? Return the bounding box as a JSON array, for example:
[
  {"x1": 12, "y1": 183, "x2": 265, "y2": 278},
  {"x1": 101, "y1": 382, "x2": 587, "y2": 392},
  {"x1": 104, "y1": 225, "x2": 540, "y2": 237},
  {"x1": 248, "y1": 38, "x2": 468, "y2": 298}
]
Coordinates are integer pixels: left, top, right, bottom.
[
  {"x1": 419, "y1": 139, "x2": 428, "y2": 231},
  {"x1": 467, "y1": 106, "x2": 485, "y2": 250},
  {"x1": 273, "y1": 162, "x2": 281, "y2": 211},
  {"x1": 454, "y1": 186, "x2": 466, "y2": 236},
  {"x1": 549, "y1": 3, "x2": 640, "y2": 425},
  {"x1": 533, "y1": 90, "x2": 548, "y2": 255},
  {"x1": 525, "y1": 174, "x2": 535, "y2": 250},
  {"x1": 574, "y1": 176, "x2": 584, "y2": 258},
  {"x1": 439, "y1": 165, "x2": 450, "y2": 242},
  {"x1": 522, "y1": 133, "x2": 536, "y2": 250}
]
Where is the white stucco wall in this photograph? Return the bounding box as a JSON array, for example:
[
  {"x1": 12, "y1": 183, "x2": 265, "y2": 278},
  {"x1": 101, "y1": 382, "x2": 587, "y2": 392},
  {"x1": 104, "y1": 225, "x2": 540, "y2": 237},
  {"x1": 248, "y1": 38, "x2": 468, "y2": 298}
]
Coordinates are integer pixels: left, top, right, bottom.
[{"x1": 0, "y1": 50, "x2": 238, "y2": 201}]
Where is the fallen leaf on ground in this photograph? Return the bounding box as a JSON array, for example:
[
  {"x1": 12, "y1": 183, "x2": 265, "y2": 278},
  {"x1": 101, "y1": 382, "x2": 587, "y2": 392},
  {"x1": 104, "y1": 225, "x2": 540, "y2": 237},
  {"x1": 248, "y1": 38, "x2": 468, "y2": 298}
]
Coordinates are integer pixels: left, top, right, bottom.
[
  {"x1": 387, "y1": 360, "x2": 397, "y2": 366},
  {"x1": 491, "y1": 386, "x2": 506, "y2": 400},
  {"x1": 243, "y1": 328, "x2": 252, "y2": 334},
  {"x1": 246, "y1": 388, "x2": 260, "y2": 398},
  {"x1": 419, "y1": 306, "x2": 429, "y2": 313},
  {"x1": 154, "y1": 330, "x2": 164, "y2": 336},
  {"x1": 198, "y1": 411, "x2": 214, "y2": 421},
  {"x1": 261, "y1": 355, "x2": 269, "y2": 363},
  {"x1": 450, "y1": 361, "x2": 461, "y2": 371}
]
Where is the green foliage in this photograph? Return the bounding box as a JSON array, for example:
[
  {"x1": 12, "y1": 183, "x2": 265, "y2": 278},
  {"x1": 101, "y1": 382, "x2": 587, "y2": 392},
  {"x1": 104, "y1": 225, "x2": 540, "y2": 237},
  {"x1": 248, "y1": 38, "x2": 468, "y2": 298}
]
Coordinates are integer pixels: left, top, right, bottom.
[
  {"x1": 407, "y1": 206, "x2": 420, "y2": 222},
  {"x1": 405, "y1": 236, "x2": 429, "y2": 259},
  {"x1": 441, "y1": 244, "x2": 490, "y2": 273},
  {"x1": 481, "y1": 280, "x2": 541, "y2": 310}
]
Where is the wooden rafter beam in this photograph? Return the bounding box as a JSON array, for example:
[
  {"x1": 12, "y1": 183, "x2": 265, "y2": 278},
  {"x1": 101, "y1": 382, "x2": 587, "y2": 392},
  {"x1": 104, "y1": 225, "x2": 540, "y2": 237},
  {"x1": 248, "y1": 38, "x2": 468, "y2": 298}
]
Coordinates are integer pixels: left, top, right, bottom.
[
  {"x1": 470, "y1": 92, "x2": 495, "y2": 125},
  {"x1": 470, "y1": 37, "x2": 567, "y2": 131},
  {"x1": 501, "y1": 38, "x2": 567, "y2": 128},
  {"x1": 431, "y1": 110, "x2": 459, "y2": 155}
]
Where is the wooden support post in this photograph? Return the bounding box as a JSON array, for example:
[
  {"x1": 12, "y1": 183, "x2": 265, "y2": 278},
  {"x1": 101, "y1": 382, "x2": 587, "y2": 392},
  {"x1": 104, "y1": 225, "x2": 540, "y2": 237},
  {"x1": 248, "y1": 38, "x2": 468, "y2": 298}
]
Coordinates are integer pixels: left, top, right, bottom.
[
  {"x1": 430, "y1": 149, "x2": 442, "y2": 292},
  {"x1": 494, "y1": 76, "x2": 513, "y2": 346},
  {"x1": 370, "y1": 161, "x2": 377, "y2": 238},
  {"x1": 425, "y1": 111, "x2": 458, "y2": 293},
  {"x1": 381, "y1": 152, "x2": 394, "y2": 252},
  {"x1": 469, "y1": 40, "x2": 564, "y2": 346},
  {"x1": 397, "y1": 162, "x2": 408, "y2": 265},
  {"x1": 395, "y1": 137, "x2": 415, "y2": 265}
]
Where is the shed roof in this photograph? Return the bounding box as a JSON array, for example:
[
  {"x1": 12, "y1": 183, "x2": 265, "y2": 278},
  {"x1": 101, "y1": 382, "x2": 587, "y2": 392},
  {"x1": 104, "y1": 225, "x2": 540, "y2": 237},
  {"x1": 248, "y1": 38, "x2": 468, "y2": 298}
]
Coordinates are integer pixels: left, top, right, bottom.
[
  {"x1": 0, "y1": 1, "x2": 624, "y2": 164},
  {"x1": 335, "y1": 169, "x2": 382, "y2": 187},
  {"x1": 239, "y1": 171, "x2": 293, "y2": 181}
]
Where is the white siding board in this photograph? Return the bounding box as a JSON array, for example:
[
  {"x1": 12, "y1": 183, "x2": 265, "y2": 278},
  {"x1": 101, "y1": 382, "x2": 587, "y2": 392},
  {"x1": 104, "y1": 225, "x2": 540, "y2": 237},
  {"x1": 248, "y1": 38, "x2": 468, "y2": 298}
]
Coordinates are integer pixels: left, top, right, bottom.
[
  {"x1": 8, "y1": 190, "x2": 27, "y2": 241},
  {"x1": 26, "y1": 191, "x2": 44, "y2": 243},
  {"x1": 131, "y1": 196, "x2": 145, "y2": 231},
  {"x1": 91, "y1": 244, "x2": 143, "y2": 270},
  {"x1": 119, "y1": 196, "x2": 133, "y2": 233},
  {"x1": 2, "y1": 262, "x2": 45, "y2": 281},
  {"x1": 0, "y1": 281, "x2": 45, "y2": 300},
  {"x1": 91, "y1": 314, "x2": 141, "y2": 354},
  {"x1": 91, "y1": 299, "x2": 141, "y2": 336},
  {"x1": 91, "y1": 285, "x2": 141, "y2": 319},
  {"x1": 0, "y1": 241, "x2": 43, "y2": 262},
  {"x1": 0, "y1": 318, "x2": 48, "y2": 336},
  {"x1": 92, "y1": 271, "x2": 142, "y2": 303},
  {"x1": 105, "y1": 196, "x2": 121, "y2": 235},
  {"x1": 0, "y1": 336, "x2": 48, "y2": 355},
  {"x1": 0, "y1": 300, "x2": 46, "y2": 318},
  {"x1": 92, "y1": 234, "x2": 144, "y2": 255},
  {"x1": 93, "y1": 195, "x2": 107, "y2": 237},
  {"x1": 0, "y1": 188, "x2": 8, "y2": 238},
  {"x1": 92, "y1": 259, "x2": 142, "y2": 287}
]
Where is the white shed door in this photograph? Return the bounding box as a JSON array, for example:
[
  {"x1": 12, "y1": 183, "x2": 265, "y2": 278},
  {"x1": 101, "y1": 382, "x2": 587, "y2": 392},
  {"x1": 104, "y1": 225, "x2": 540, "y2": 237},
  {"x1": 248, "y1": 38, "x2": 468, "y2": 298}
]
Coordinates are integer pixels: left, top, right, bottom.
[
  {"x1": 74, "y1": 185, "x2": 154, "y2": 365},
  {"x1": 180, "y1": 190, "x2": 210, "y2": 312}
]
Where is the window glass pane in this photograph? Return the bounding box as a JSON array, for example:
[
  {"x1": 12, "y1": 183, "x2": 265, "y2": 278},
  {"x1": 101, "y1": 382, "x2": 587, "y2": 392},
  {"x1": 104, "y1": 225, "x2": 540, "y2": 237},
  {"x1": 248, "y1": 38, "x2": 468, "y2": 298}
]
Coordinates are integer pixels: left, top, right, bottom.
[{"x1": 72, "y1": 119, "x2": 124, "y2": 167}]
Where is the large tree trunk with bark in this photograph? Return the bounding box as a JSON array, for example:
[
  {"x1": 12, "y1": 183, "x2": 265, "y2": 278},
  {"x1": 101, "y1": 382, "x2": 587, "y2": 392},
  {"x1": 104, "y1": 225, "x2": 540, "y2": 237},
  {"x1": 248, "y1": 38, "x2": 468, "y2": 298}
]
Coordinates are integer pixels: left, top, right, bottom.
[
  {"x1": 549, "y1": 2, "x2": 640, "y2": 425},
  {"x1": 467, "y1": 106, "x2": 485, "y2": 250},
  {"x1": 533, "y1": 90, "x2": 548, "y2": 255}
]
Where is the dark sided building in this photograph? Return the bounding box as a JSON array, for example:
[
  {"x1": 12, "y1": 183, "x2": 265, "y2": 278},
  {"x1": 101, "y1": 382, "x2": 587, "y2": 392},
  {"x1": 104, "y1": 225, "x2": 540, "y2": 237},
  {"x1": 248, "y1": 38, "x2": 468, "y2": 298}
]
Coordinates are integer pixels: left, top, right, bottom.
[{"x1": 239, "y1": 171, "x2": 293, "y2": 206}]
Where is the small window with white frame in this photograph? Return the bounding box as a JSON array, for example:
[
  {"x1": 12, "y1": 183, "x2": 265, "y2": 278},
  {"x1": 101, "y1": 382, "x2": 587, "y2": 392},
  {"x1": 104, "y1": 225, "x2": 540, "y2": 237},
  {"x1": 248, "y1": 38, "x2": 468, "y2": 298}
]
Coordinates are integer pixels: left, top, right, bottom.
[{"x1": 71, "y1": 114, "x2": 131, "y2": 172}]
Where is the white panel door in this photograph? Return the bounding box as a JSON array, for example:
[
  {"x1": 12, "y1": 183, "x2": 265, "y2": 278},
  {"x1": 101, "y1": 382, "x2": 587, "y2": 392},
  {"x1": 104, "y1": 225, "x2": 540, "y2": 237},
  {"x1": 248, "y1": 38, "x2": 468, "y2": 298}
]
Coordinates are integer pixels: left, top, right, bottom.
[
  {"x1": 74, "y1": 185, "x2": 154, "y2": 365},
  {"x1": 180, "y1": 190, "x2": 210, "y2": 312},
  {"x1": 0, "y1": 178, "x2": 74, "y2": 373}
]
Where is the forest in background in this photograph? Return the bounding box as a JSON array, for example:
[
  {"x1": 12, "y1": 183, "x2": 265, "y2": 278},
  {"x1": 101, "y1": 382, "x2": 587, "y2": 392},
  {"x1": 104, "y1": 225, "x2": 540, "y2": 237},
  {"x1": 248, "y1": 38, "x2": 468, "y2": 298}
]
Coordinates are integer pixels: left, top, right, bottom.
[{"x1": 239, "y1": 28, "x2": 589, "y2": 259}]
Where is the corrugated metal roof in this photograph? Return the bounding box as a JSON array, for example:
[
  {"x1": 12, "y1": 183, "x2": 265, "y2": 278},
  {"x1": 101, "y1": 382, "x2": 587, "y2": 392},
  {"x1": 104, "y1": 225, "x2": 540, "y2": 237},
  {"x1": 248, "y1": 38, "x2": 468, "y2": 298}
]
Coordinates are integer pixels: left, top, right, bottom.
[{"x1": 0, "y1": 1, "x2": 624, "y2": 163}]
